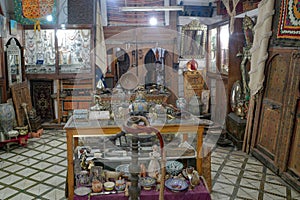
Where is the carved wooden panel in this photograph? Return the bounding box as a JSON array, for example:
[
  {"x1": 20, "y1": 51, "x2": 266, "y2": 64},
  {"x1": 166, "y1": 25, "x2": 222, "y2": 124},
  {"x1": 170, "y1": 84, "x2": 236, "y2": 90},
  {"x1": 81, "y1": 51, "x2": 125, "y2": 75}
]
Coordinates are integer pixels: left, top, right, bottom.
[
  {"x1": 257, "y1": 54, "x2": 289, "y2": 156},
  {"x1": 265, "y1": 56, "x2": 289, "y2": 102},
  {"x1": 258, "y1": 108, "x2": 280, "y2": 154},
  {"x1": 10, "y1": 82, "x2": 32, "y2": 126},
  {"x1": 288, "y1": 100, "x2": 300, "y2": 177}
]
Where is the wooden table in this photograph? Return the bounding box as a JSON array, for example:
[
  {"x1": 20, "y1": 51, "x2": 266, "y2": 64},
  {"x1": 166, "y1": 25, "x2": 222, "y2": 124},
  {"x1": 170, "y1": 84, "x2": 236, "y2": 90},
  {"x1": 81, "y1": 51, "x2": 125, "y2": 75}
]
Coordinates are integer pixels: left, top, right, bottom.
[{"x1": 64, "y1": 116, "x2": 211, "y2": 199}]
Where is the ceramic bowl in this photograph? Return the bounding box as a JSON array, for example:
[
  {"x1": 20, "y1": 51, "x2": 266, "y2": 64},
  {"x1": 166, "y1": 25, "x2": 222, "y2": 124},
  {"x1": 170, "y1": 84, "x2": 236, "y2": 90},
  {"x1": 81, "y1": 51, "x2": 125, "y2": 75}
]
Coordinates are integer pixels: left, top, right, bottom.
[
  {"x1": 104, "y1": 181, "x2": 115, "y2": 191},
  {"x1": 165, "y1": 178, "x2": 188, "y2": 192},
  {"x1": 6, "y1": 130, "x2": 19, "y2": 138},
  {"x1": 115, "y1": 180, "x2": 126, "y2": 191},
  {"x1": 166, "y1": 160, "x2": 183, "y2": 176},
  {"x1": 119, "y1": 72, "x2": 139, "y2": 90},
  {"x1": 140, "y1": 176, "x2": 156, "y2": 190}
]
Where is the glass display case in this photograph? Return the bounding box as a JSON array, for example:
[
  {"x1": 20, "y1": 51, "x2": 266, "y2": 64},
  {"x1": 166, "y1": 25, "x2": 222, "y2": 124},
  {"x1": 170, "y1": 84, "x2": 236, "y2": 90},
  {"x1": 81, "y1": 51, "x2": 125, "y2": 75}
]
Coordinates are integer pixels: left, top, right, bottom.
[
  {"x1": 24, "y1": 28, "x2": 91, "y2": 75},
  {"x1": 57, "y1": 29, "x2": 91, "y2": 73},
  {"x1": 24, "y1": 29, "x2": 56, "y2": 74},
  {"x1": 64, "y1": 115, "x2": 212, "y2": 199}
]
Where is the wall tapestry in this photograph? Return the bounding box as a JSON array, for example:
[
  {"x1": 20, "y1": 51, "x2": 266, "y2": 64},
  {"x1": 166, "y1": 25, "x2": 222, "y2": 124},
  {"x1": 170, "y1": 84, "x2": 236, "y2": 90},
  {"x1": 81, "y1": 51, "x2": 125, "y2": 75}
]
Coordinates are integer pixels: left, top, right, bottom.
[
  {"x1": 13, "y1": 0, "x2": 57, "y2": 25},
  {"x1": 273, "y1": 0, "x2": 300, "y2": 45},
  {"x1": 30, "y1": 80, "x2": 54, "y2": 122}
]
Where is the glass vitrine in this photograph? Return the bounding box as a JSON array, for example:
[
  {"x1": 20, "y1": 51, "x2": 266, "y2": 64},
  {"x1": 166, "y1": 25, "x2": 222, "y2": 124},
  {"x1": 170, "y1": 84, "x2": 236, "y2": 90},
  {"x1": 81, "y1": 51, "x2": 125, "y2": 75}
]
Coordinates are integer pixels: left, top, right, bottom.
[
  {"x1": 24, "y1": 29, "x2": 56, "y2": 74},
  {"x1": 57, "y1": 29, "x2": 91, "y2": 73},
  {"x1": 24, "y1": 28, "x2": 91, "y2": 74}
]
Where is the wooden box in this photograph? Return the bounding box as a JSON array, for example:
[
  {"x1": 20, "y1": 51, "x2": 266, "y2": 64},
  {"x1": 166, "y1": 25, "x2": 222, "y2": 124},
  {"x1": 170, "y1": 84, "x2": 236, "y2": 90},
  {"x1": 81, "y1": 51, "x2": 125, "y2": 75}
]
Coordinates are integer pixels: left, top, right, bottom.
[{"x1": 226, "y1": 112, "x2": 247, "y2": 150}]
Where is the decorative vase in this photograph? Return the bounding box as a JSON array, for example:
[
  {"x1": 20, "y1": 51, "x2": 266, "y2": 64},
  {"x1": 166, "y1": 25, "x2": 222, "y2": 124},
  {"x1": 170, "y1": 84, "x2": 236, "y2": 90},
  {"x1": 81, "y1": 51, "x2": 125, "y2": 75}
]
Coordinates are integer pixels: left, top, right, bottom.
[
  {"x1": 0, "y1": 103, "x2": 16, "y2": 133},
  {"x1": 147, "y1": 145, "x2": 161, "y2": 178},
  {"x1": 176, "y1": 97, "x2": 186, "y2": 110},
  {"x1": 131, "y1": 90, "x2": 148, "y2": 115},
  {"x1": 92, "y1": 179, "x2": 103, "y2": 193}
]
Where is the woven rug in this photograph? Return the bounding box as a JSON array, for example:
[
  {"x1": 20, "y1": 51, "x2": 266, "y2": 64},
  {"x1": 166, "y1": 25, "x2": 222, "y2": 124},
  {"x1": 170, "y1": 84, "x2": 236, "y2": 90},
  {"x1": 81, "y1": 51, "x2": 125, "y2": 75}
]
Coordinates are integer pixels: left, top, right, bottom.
[
  {"x1": 277, "y1": 0, "x2": 300, "y2": 39},
  {"x1": 30, "y1": 80, "x2": 54, "y2": 122}
]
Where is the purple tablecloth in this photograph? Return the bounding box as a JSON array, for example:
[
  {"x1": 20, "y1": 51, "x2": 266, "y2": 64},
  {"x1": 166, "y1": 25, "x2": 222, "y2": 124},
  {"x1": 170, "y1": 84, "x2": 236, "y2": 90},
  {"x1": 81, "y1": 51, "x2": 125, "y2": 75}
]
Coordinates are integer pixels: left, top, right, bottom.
[{"x1": 74, "y1": 182, "x2": 211, "y2": 200}]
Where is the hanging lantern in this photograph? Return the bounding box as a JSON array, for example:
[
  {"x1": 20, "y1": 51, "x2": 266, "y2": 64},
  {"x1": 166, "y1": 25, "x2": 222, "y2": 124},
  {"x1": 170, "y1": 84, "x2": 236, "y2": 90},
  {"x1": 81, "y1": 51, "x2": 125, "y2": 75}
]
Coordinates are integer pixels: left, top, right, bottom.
[{"x1": 21, "y1": 0, "x2": 54, "y2": 31}]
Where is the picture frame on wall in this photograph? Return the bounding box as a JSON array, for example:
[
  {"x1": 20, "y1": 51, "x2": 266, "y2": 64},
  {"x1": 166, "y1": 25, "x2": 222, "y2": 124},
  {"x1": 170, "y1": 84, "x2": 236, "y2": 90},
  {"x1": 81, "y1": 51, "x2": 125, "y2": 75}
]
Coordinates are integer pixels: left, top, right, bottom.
[
  {"x1": 0, "y1": 15, "x2": 7, "y2": 38},
  {"x1": 9, "y1": 19, "x2": 17, "y2": 36}
]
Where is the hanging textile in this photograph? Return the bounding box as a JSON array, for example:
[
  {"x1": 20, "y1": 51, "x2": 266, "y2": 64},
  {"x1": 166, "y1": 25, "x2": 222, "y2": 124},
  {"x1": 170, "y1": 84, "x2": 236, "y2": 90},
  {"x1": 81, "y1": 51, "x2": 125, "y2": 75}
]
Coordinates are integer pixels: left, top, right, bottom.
[
  {"x1": 22, "y1": 0, "x2": 54, "y2": 19},
  {"x1": 21, "y1": 0, "x2": 54, "y2": 30},
  {"x1": 221, "y1": 0, "x2": 240, "y2": 34},
  {"x1": 14, "y1": 0, "x2": 57, "y2": 25},
  {"x1": 95, "y1": 0, "x2": 107, "y2": 76},
  {"x1": 248, "y1": 0, "x2": 275, "y2": 96}
]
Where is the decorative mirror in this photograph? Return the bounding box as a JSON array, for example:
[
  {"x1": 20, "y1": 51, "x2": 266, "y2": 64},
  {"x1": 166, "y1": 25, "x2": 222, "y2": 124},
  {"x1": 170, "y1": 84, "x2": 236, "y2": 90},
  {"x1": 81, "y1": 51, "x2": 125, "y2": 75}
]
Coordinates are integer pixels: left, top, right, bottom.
[
  {"x1": 180, "y1": 20, "x2": 207, "y2": 59},
  {"x1": 230, "y1": 80, "x2": 243, "y2": 112},
  {"x1": 6, "y1": 37, "x2": 22, "y2": 86}
]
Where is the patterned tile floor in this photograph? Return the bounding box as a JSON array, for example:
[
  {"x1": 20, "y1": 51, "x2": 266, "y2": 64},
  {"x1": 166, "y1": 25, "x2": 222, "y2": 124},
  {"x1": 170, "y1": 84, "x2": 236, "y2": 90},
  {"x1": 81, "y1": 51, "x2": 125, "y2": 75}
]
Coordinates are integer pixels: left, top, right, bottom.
[{"x1": 0, "y1": 130, "x2": 299, "y2": 200}]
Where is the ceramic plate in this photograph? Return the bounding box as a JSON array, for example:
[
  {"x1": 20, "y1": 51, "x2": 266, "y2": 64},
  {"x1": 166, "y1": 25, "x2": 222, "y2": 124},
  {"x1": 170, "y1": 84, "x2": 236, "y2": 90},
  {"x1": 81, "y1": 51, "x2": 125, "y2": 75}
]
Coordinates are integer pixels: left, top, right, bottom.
[
  {"x1": 165, "y1": 178, "x2": 188, "y2": 192},
  {"x1": 115, "y1": 164, "x2": 130, "y2": 177},
  {"x1": 198, "y1": 119, "x2": 214, "y2": 126},
  {"x1": 166, "y1": 160, "x2": 183, "y2": 176},
  {"x1": 74, "y1": 187, "x2": 91, "y2": 196}
]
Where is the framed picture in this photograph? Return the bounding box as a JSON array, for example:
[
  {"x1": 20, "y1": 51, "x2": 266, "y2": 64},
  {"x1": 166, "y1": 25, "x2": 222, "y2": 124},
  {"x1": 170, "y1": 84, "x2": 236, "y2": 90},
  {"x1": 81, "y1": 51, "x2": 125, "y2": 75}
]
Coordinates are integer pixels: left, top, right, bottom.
[
  {"x1": 9, "y1": 19, "x2": 17, "y2": 35},
  {"x1": 0, "y1": 16, "x2": 7, "y2": 38},
  {"x1": 201, "y1": 90, "x2": 210, "y2": 114}
]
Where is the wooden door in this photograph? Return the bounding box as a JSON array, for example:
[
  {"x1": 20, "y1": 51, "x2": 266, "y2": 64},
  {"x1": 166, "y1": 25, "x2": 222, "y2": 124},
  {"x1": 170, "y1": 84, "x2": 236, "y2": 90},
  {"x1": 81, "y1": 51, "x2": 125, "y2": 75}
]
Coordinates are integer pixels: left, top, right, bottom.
[
  {"x1": 283, "y1": 99, "x2": 300, "y2": 191},
  {"x1": 252, "y1": 53, "x2": 290, "y2": 172},
  {"x1": 287, "y1": 100, "x2": 300, "y2": 176}
]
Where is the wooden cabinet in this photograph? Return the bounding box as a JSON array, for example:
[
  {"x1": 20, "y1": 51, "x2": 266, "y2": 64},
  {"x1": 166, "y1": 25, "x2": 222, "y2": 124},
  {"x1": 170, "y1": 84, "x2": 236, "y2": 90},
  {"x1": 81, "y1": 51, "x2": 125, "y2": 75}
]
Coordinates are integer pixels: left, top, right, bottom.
[{"x1": 250, "y1": 49, "x2": 300, "y2": 192}]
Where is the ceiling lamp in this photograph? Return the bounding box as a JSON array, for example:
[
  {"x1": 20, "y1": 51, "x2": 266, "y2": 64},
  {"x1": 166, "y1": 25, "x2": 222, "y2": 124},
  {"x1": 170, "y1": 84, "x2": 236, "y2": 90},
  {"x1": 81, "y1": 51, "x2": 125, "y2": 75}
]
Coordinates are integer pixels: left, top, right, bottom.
[{"x1": 120, "y1": 6, "x2": 184, "y2": 12}]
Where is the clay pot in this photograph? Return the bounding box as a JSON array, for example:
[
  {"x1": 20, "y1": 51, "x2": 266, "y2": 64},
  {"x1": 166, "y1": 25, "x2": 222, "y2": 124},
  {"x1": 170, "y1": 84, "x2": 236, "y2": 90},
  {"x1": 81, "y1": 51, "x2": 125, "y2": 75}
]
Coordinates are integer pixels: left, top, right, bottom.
[{"x1": 92, "y1": 179, "x2": 103, "y2": 193}]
